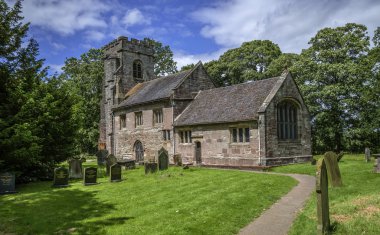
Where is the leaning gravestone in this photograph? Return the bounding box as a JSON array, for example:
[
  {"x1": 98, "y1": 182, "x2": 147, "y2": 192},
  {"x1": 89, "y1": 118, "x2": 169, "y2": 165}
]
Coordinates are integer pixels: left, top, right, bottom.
[
  {"x1": 106, "y1": 154, "x2": 117, "y2": 176},
  {"x1": 365, "y1": 147, "x2": 371, "y2": 163},
  {"x1": 316, "y1": 151, "x2": 343, "y2": 234},
  {"x1": 158, "y1": 148, "x2": 169, "y2": 171},
  {"x1": 84, "y1": 167, "x2": 98, "y2": 185},
  {"x1": 68, "y1": 157, "x2": 85, "y2": 179},
  {"x1": 110, "y1": 164, "x2": 122, "y2": 182},
  {"x1": 96, "y1": 149, "x2": 108, "y2": 166},
  {"x1": 53, "y1": 167, "x2": 69, "y2": 187},
  {"x1": 0, "y1": 172, "x2": 17, "y2": 194}
]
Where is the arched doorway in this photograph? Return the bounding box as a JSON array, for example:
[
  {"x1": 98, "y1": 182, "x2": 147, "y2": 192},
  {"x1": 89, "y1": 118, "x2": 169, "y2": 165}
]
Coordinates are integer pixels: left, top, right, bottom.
[
  {"x1": 195, "y1": 141, "x2": 202, "y2": 165},
  {"x1": 134, "y1": 140, "x2": 144, "y2": 163}
]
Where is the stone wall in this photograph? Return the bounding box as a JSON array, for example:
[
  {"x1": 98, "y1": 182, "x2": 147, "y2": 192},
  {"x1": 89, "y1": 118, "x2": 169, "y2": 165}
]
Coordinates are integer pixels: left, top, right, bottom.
[
  {"x1": 263, "y1": 75, "x2": 312, "y2": 165},
  {"x1": 175, "y1": 121, "x2": 260, "y2": 166},
  {"x1": 114, "y1": 101, "x2": 173, "y2": 161}
]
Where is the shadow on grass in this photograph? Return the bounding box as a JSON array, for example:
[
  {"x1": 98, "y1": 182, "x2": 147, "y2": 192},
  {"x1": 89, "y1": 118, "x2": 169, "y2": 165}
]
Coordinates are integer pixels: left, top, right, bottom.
[{"x1": 0, "y1": 184, "x2": 132, "y2": 235}]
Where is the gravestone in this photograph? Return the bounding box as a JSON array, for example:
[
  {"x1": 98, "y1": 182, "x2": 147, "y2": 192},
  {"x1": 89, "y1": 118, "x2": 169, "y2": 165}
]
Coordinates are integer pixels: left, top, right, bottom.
[
  {"x1": 337, "y1": 151, "x2": 344, "y2": 162},
  {"x1": 144, "y1": 161, "x2": 158, "y2": 174},
  {"x1": 373, "y1": 154, "x2": 380, "y2": 173},
  {"x1": 84, "y1": 167, "x2": 98, "y2": 185},
  {"x1": 110, "y1": 164, "x2": 122, "y2": 182},
  {"x1": 53, "y1": 167, "x2": 69, "y2": 187},
  {"x1": 316, "y1": 151, "x2": 343, "y2": 234},
  {"x1": 158, "y1": 148, "x2": 169, "y2": 171},
  {"x1": 106, "y1": 154, "x2": 117, "y2": 176},
  {"x1": 0, "y1": 172, "x2": 17, "y2": 194},
  {"x1": 173, "y1": 154, "x2": 182, "y2": 166},
  {"x1": 68, "y1": 157, "x2": 85, "y2": 179},
  {"x1": 365, "y1": 148, "x2": 371, "y2": 163},
  {"x1": 96, "y1": 149, "x2": 108, "y2": 166}
]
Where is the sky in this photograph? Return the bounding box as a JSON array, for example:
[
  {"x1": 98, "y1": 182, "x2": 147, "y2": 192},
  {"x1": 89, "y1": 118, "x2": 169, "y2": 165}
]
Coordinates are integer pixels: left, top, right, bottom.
[{"x1": 8, "y1": 0, "x2": 380, "y2": 74}]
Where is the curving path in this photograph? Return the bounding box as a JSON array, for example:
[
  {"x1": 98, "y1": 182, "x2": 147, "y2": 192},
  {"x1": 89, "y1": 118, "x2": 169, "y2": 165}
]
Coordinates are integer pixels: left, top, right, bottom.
[{"x1": 238, "y1": 172, "x2": 315, "y2": 235}]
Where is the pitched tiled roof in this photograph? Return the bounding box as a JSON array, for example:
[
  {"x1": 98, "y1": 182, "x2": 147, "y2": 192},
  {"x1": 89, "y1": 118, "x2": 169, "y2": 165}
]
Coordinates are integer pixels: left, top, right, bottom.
[
  {"x1": 174, "y1": 77, "x2": 281, "y2": 126},
  {"x1": 114, "y1": 69, "x2": 193, "y2": 109}
]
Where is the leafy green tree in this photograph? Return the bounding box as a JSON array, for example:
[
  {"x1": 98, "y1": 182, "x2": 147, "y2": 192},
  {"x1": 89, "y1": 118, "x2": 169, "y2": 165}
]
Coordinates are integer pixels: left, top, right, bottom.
[
  {"x1": 180, "y1": 63, "x2": 195, "y2": 71},
  {"x1": 146, "y1": 38, "x2": 178, "y2": 76},
  {"x1": 61, "y1": 48, "x2": 103, "y2": 154},
  {"x1": 205, "y1": 40, "x2": 281, "y2": 86},
  {"x1": 0, "y1": 0, "x2": 76, "y2": 181},
  {"x1": 266, "y1": 53, "x2": 300, "y2": 77},
  {"x1": 292, "y1": 23, "x2": 374, "y2": 153}
]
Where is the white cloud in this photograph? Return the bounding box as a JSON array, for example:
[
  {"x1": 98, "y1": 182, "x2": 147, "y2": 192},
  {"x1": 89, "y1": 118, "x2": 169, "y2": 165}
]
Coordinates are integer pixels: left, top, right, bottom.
[
  {"x1": 173, "y1": 48, "x2": 226, "y2": 70},
  {"x1": 51, "y1": 42, "x2": 65, "y2": 50},
  {"x1": 192, "y1": 0, "x2": 380, "y2": 53},
  {"x1": 122, "y1": 8, "x2": 150, "y2": 26},
  {"x1": 20, "y1": 0, "x2": 110, "y2": 35},
  {"x1": 85, "y1": 30, "x2": 106, "y2": 41}
]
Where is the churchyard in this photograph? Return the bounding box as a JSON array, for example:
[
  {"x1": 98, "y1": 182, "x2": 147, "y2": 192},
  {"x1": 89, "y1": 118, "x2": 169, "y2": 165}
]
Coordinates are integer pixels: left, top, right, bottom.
[
  {"x1": 0, "y1": 162, "x2": 296, "y2": 235},
  {"x1": 0, "y1": 154, "x2": 379, "y2": 234},
  {"x1": 272, "y1": 154, "x2": 380, "y2": 234}
]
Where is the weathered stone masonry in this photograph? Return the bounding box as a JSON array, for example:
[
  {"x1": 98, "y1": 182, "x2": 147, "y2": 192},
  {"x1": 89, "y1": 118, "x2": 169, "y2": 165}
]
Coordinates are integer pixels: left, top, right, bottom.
[{"x1": 99, "y1": 37, "x2": 312, "y2": 167}]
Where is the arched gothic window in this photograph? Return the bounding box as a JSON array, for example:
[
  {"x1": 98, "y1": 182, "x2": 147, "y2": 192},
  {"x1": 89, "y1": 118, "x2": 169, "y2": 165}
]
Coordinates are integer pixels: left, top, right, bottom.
[
  {"x1": 133, "y1": 60, "x2": 143, "y2": 79},
  {"x1": 277, "y1": 101, "x2": 298, "y2": 140}
]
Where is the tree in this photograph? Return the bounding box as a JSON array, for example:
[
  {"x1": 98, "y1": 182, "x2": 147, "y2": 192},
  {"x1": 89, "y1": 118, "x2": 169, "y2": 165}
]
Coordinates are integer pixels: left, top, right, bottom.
[
  {"x1": 180, "y1": 63, "x2": 195, "y2": 71},
  {"x1": 0, "y1": 0, "x2": 76, "y2": 181},
  {"x1": 205, "y1": 40, "x2": 282, "y2": 86},
  {"x1": 146, "y1": 38, "x2": 178, "y2": 76},
  {"x1": 61, "y1": 48, "x2": 103, "y2": 154},
  {"x1": 266, "y1": 53, "x2": 300, "y2": 77},
  {"x1": 292, "y1": 23, "x2": 373, "y2": 153}
]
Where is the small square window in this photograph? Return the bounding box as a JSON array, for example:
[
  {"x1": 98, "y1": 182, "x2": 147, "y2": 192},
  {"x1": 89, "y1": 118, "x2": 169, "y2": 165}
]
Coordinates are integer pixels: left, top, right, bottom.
[
  {"x1": 163, "y1": 130, "x2": 171, "y2": 141},
  {"x1": 231, "y1": 127, "x2": 250, "y2": 143},
  {"x1": 179, "y1": 130, "x2": 192, "y2": 143}
]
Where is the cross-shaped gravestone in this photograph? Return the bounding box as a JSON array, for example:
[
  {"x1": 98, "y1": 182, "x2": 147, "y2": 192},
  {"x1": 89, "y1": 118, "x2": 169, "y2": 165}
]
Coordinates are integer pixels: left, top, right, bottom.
[
  {"x1": 53, "y1": 167, "x2": 69, "y2": 187},
  {"x1": 0, "y1": 172, "x2": 17, "y2": 194},
  {"x1": 84, "y1": 167, "x2": 98, "y2": 185},
  {"x1": 316, "y1": 151, "x2": 343, "y2": 234},
  {"x1": 110, "y1": 164, "x2": 122, "y2": 182},
  {"x1": 158, "y1": 147, "x2": 169, "y2": 171}
]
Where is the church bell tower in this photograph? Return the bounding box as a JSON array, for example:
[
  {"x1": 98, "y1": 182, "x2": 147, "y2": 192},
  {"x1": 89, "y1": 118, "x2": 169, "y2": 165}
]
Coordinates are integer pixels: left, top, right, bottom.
[{"x1": 99, "y1": 36, "x2": 155, "y2": 153}]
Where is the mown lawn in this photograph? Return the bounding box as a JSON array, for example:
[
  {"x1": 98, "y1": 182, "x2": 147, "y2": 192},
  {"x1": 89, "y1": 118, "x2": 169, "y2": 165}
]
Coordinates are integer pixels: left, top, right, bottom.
[
  {"x1": 0, "y1": 164, "x2": 296, "y2": 235},
  {"x1": 271, "y1": 154, "x2": 380, "y2": 235}
]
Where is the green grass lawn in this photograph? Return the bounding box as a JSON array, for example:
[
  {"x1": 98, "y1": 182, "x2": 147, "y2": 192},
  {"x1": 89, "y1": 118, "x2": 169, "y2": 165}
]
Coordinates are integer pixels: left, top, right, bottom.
[
  {"x1": 0, "y1": 164, "x2": 296, "y2": 235},
  {"x1": 271, "y1": 154, "x2": 380, "y2": 235}
]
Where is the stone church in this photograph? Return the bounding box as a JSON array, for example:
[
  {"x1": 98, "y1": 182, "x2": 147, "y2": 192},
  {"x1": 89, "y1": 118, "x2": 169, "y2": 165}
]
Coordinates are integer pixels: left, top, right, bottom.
[{"x1": 98, "y1": 36, "x2": 312, "y2": 167}]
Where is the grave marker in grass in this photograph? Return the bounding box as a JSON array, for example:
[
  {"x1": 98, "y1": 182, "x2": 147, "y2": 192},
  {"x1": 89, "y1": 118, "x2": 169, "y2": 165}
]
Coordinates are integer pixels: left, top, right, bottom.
[
  {"x1": 84, "y1": 167, "x2": 98, "y2": 185},
  {"x1": 316, "y1": 151, "x2": 342, "y2": 234},
  {"x1": 158, "y1": 148, "x2": 169, "y2": 171},
  {"x1": 0, "y1": 172, "x2": 17, "y2": 194},
  {"x1": 53, "y1": 167, "x2": 69, "y2": 187},
  {"x1": 110, "y1": 164, "x2": 122, "y2": 182}
]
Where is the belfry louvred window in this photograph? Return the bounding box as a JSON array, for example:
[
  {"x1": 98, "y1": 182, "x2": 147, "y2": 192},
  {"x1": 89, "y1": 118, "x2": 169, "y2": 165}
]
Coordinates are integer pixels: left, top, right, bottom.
[
  {"x1": 133, "y1": 60, "x2": 142, "y2": 79},
  {"x1": 277, "y1": 101, "x2": 298, "y2": 140}
]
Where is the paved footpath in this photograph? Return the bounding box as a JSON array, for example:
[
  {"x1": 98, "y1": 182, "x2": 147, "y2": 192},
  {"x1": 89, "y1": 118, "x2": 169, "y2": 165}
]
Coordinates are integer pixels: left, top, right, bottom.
[{"x1": 238, "y1": 172, "x2": 315, "y2": 235}]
